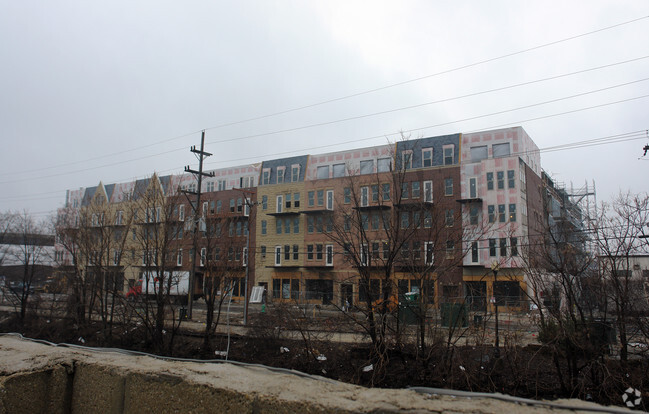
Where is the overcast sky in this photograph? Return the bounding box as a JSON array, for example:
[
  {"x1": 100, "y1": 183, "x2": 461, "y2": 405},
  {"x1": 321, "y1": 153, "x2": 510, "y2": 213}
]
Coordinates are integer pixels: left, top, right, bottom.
[{"x1": 1, "y1": 1, "x2": 648, "y2": 220}]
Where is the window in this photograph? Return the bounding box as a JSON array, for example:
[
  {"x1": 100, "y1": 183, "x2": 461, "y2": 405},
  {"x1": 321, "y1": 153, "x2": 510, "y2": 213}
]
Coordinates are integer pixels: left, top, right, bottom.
[
  {"x1": 361, "y1": 186, "x2": 369, "y2": 207},
  {"x1": 507, "y1": 170, "x2": 515, "y2": 189},
  {"x1": 317, "y1": 190, "x2": 324, "y2": 206},
  {"x1": 382, "y1": 242, "x2": 389, "y2": 259},
  {"x1": 400, "y1": 211, "x2": 410, "y2": 229},
  {"x1": 276, "y1": 195, "x2": 283, "y2": 213},
  {"x1": 489, "y1": 239, "x2": 496, "y2": 256},
  {"x1": 402, "y1": 150, "x2": 412, "y2": 170},
  {"x1": 262, "y1": 169, "x2": 271, "y2": 185},
  {"x1": 509, "y1": 204, "x2": 517, "y2": 222},
  {"x1": 262, "y1": 195, "x2": 268, "y2": 210},
  {"x1": 401, "y1": 182, "x2": 409, "y2": 199},
  {"x1": 293, "y1": 245, "x2": 299, "y2": 260},
  {"x1": 291, "y1": 165, "x2": 300, "y2": 182},
  {"x1": 471, "y1": 242, "x2": 479, "y2": 263},
  {"x1": 285, "y1": 193, "x2": 291, "y2": 209},
  {"x1": 261, "y1": 246, "x2": 266, "y2": 259},
  {"x1": 115, "y1": 210, "x2": 123, "y2": 225},
  {"x1": 244, "y1": 199, "x2": 250, "y2": 217},
  {"x1": 179, "y1": 205, "x2": 185, "y2": 221},
  {"x1": 422, "y1": 148, "x2": 433, "y2": 167},
  {"x1": 500, "y1": 238, "x2": 507, "y2": 257},
  {"x1": 412, "y1": 241, "x2": 421, "y2": 261},
  {"x1": 443, "y1": 145, "x2": 454, "y2": 165},
  {"x1": 261, "y1": 220, "x2": 267, "y2": 235},
  {"x1": 277, "y1": 167, "x2": 285, "y2": 184},
  {"x1": 276, "y1": 218, "x2": 283, "y2": 234},
  {"x1": 470, "y1": 145, "x2": 488, "y2": 162},
  {"x1": 284, "y1": 245, "x2": 290, "y2": 261},
  {"x1": 360, "y1": 244, "x2": 369, "y2": 266},
  {"x1": 284, "y1": 219, "x2": 290, "y2": 234},
  {"x1": 361, "y1": 213, "x2": 369, "y2": 230},
  {"x1": 493, "y1": 143, "x2": 510, "y2": 158},
  {"x1": 371, "y1": 213, "x2": 380, "y2": 230},
  {"x1": 498, "y1": 204, "x2": 506, "y2": 222},
  {"x1": 308, "y1": 191, "x2": 315, "y2": 207},
  {"x1": 230, "y1": 199, "x2": 235, "y2": 213},
  {"x1": 113, "y1": 250, "x2": 121, "y2": 266},
  {"x1": 511, "y1": 237, "x2": 518, "y2": 256},
  {"x1": 423, "y1": 211, "x2": 432, "y2": 228},
  {"x1": 316, "y1": 244, "x2": 323, "y2": 260},
  {"x1": 377, "y1": 157, "x2": 391, "y2": 172},
  {"x1": 200, "y1": 248, "x2": 206, "y2": 267},
  {"x1": 371, "y1": 242, "x2": 380, "y2": 260},
  {"x1": 424, "y1": 242, "x2": 434, "y2": 264},
  {"x1": 294, "y1": 193, "x2": 300, "y2": 208},
  {"x1": 360, "y1": 160, "x2": 374, "y2": 175},
  {"x1": 470, "y1": 206, "x2": 479, "y2": 225},
  {"x1": 293, "y1": 217, "x2": 300, "y2": 233},
  {"x1": 307, "y1": 245, "x2": 314, "y2": 260},
  {"x1": 382, "y1": 183, "x2": 391, "y2": 201},
  {"x1": 446, "y1": 240, "x2": 455, "y2": 258},
  {"x1": 317, "y1": 165, "x2": 329, "y2": 179},
  {"x1": 326, "y1": 190, "x2": 334, "y2": 210},
  {"x1": 236, "y1": 221, "x2": 242, "y2": 236},
  {"x1": 488, "y1": 205, "x2": 495, "y2": 223},
  {"x1": 321, "y1": 244, "x2": 333, "y2": 266},
  {"x1": 497, "y1": 171, "x2": 504, "y2": 189},
  {"x1": 487, "y1": 172, "x2": 494, "y2": 190},
  {"x1": 411, "y1": 182, "x2": 420, "y2": 198},
  {"x1": 444, "y1": 178, "x2": 453, "y2": 196},
  {"x1": 333, "y1": 163, "x2": 345, "y2": 178},
  {"x1": 469, "y1": 178, "x2": 477, "y2": 198},
  {"x1": 307, "y1": 216, "x2": 314, "y2": 233},
  {"x1": 275, "y1": 246, "x2": 281, "y2": 266},
  {"x1": 237, "y1": 198, "x2": 243, "y2": 213},
  {"x1": 316, "y1": 216, "x2": 324, "y2": 233},
  {"x1": 445, "y1": 209, "x2": 454, "y2": 227},
  {"x1": 243, "y1": 247, "x2": 248, "y2": 266},
  {"x1": 423, "y1": 181, "x2": 433, "y2": 202},
  {"x1": 206, "y1": 181, "x2": 215, "y2": 192},
  {"x1": 344, "y1": 187, "x2": 351, "y2": 204}
]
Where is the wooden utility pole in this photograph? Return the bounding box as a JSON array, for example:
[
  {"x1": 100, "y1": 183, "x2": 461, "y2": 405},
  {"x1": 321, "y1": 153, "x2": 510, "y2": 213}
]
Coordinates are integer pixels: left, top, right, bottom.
[{"x1": 183, "y1": 130, "x2": 214, "y2": 319}]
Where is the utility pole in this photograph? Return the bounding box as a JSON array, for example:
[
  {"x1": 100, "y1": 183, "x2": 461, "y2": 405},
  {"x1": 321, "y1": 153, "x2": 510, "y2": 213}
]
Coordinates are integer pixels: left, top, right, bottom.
[{"x1": 183, "y1": 130, "x2": 214, "y2": 319}]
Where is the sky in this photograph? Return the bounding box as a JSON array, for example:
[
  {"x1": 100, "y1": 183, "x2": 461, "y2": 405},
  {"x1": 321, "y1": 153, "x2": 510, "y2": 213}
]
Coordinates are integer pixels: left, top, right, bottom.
[{"x1": 1, "y1": 1, "x2": 648, "y2": 221}]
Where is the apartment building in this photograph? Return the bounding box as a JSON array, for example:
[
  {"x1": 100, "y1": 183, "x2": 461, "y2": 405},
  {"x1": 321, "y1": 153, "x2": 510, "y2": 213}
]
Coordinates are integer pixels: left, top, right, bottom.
[{"x1": 58, "y1": 126, "x2": 579, "y2": 310}]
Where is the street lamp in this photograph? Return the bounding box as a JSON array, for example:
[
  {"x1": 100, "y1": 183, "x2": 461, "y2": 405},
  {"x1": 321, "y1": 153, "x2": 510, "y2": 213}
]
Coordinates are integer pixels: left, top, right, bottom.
[{"x1": 491, "y1": 261, "x2": 500, "y2": 358}]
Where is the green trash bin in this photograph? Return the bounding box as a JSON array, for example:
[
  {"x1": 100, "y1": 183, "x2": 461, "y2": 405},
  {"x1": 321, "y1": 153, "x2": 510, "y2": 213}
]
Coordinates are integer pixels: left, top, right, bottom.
[
  {"x1": 398, "y1": 292, "x2": 419, "y2": 325},
  {"x1": 441, "y1": 303, "x2": 468, "y2": 328}
]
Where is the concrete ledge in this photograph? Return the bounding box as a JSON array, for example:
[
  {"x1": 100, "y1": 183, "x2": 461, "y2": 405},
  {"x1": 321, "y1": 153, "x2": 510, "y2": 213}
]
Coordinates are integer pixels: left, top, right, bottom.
[{"x1": 0, "y1": 336, "x2": 626, "y2": 413}]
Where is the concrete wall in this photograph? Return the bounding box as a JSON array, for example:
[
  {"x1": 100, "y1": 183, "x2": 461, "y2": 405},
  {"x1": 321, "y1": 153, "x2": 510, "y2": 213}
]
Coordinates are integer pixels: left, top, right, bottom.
[{"x1": 0, "y1": 336, "x2": 621, "y2": 413}]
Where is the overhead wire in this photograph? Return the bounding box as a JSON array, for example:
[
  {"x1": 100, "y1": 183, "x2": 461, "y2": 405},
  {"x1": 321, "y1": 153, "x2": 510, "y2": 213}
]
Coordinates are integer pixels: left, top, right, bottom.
[{"x1": 1, "y1": 15, "x2": 647, "y2": 179}]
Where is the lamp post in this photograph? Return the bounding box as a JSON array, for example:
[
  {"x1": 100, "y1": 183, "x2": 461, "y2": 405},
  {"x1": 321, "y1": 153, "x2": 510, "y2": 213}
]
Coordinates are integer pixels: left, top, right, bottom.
[{"x1": 491, "y1": 261, "x2": 500, "y2": 358}]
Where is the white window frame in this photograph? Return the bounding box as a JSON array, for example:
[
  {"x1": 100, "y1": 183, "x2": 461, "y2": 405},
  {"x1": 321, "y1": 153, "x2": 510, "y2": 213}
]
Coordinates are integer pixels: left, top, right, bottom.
[
  {"x1": 113, "y1": 250, "x2": 120, "y2": 266},
  {"x1": 402, "y1": 150, "x2": 412, "y2": 170},
  {"x1": 262, "y1": 168, "x2": 271, "y2": 185},
  {"x1": 424, "y1": 242, "x2": 435, "y2": 265},
  {"x1": 469, "y1": 177, "x2": 477, "y2": 199},
  {"x1": 276, "y1": 195, "x2": 283, "y2": 213},
  {"x1": 326, "y1": 190, "x2": 334, "y2": 210},
  {"x1": 202, "y1": 202, "x2": 208, "y2": 217},
  {"x1": 244, "y1": 198, "x2": 250, "y2": 217},
  {"x1": 360, "y1": 186, "x2": 369, "y2": 207},
  {"x1": 325, "y1": 244, "x2": 334, "y2": 266},
  {"x1": 277, "y1": 166, "x2": 285, "y2": 184},
  {"x1": 470, "y1": 242, "x2": 479, "y2": 264},
  {"x1": 291, "y1": 164, "x2": 300, "y2": 182},
  {"x1": 423, "y1": 180, "x2": 433, "y2": 203},
  {"x1": 443, "y1": 144, "x2": 454, "y2": 165},
  {"x1": 243, "y1": 247, "x2": 248, "y2": 267},
  {"x1": 422, "y1": 147, "x2": 433, "y2": 167},
  {"x1": 179, "y1": 205, "x2": 185, "y2": 221},
  {"x1": 115, "y1": 210, "x2": 123, "y2": 225},
  {"x1": 360, "y1": 244, "x2": 369, "y2": 266},
  {"x1": 200, "y1": 247, "x2": 206, "y2": 267},
  {"x1": 275, "y1": 246, "x2": 282, "y2": 266},
  {"x1": 177, "y1": 249, "x2": 183, "y2": 266}
]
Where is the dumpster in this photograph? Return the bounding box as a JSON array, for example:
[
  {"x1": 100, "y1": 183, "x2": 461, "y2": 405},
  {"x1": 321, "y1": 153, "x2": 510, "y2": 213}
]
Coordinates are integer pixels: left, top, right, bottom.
[
  {"x1": 398, "y1": 292, "x2": 419, "y2": 325},
  {"x1": 441, "y1": 303, "x2": 468, "y2": 328}
]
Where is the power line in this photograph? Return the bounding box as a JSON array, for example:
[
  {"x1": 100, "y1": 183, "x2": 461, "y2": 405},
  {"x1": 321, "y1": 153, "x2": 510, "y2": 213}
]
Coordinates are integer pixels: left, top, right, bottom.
[{"x1": 1, "y1": 16, "x2": 646, "y2": 178}]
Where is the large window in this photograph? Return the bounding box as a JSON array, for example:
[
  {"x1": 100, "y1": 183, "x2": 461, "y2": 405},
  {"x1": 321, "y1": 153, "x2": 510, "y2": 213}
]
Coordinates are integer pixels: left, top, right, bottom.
[
  {"x1": 493, "y1": 143, "x2": 510, "y2": 158},
  {"x1": 333, "y1": 163, "x2": 346, "y2": 178},
  {"x1": 360, "y1": 160, "x2": 374, "y2": 175},
  {"x1": 470, "y1": 145, "x2": 488, "y2": 162},
  {"x1": 377, "y1": 158, "x2": 391, "y2": 172},
  {"x1": 469, "y1": 177, "x2": 477, "y2": 198},
  {"x1": 316, "y1": 165, "x2": 329, "y2": 179},
  {"x1": 444, "y1": 178, "x2": 453, "y2": 196},
  {"x1": 423, "y1": 181, "x2": 433, "y2": 202}
]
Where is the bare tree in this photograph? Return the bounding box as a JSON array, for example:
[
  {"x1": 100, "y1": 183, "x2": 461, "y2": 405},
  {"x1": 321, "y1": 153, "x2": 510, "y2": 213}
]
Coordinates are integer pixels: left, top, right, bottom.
[{"x1": 594, "y1": 191, "x2": 649, "y2": 361}]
